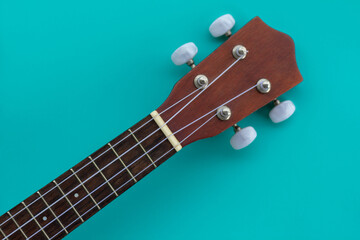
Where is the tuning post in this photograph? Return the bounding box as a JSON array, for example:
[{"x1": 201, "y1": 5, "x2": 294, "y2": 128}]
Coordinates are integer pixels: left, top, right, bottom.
[
  {"x1": 194, "y1": 75, "x2": 209, "y2": 89},
  {"x1": 233, "y1": 123, "x2": 241, "y2": 132},
  {"x1": 186, "y1": 59, "x2": 196, "y2": 68},
  {"x1": 232, "y1": 45, "x2": 248, "y2": 60},
  {"x1": 256, "y1": 78, "x2": 271, "y2": 93},
  {"x1": 216, "y1": 106, "x2": 231, "y2": 121}
]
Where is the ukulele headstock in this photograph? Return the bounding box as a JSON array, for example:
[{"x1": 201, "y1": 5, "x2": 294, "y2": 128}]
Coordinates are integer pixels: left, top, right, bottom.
[{"x1": 157, "y1": 15, "x2": 302, "y2": 149}]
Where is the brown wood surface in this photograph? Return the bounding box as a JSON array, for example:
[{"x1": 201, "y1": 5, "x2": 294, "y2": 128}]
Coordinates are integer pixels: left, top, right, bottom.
[
  {"x1": 0, "y1": 116, "x2": 176, "y2": 240},
  {"x1": 157, "y1": 17, "x2": 302, "y2": 146},
  {"x1": 0, "y1": 16, "x2": 302, "y2": 240}
]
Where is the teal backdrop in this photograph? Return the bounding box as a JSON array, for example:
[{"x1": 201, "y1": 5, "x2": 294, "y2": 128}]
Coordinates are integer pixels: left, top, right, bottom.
[{"x1": 1, "y1": 0, "x2": 360, "y2": 239}]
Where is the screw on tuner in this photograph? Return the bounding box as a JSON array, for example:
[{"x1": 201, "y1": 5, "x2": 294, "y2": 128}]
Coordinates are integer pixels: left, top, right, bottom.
[{"x1": 170, "y1": 14, "x2": 298, "y2": 150}]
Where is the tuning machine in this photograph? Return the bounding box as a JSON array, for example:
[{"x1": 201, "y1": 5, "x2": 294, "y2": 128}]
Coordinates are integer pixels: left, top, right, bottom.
[
  {"x1": 209, "y1": 14, "x2": 235, "y2": 38},
  {"x1": 269, "y1": 99, "x2": 296, "y2": 123},
  {"x1": 171, "y1": 42, "x2": 198, "y2": 68},
  {"x1": 230, "y1": 124, "x2": 257, "y2": 150}
]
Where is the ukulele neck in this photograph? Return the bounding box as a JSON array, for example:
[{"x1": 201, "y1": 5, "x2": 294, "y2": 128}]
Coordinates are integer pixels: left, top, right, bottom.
[{"x1": 0, "y1": 113, "x2": 178, "y2": 240}]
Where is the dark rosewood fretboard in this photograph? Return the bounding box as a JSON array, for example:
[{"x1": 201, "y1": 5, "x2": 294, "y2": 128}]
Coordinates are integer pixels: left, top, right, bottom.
[
  {"x1": 0, "y1": 16, "x2": 303, "y2": 240},
  {"x1": 0, "y1": 115, "x2": 176, "y2": 240}
]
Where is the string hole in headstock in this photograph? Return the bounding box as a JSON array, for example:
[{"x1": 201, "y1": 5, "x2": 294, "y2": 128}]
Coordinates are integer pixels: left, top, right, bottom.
[
  {"x1": 216, "y1": 106, "x2": 232, "y2": 121},
  {"x1": 232, "y1": 45, "x2": 248, "y2": 60},
  {"x1": 193, "y1": 75, "x2": 209, "y2": 89},
  {"x1": 256, "y1": 78, "x2": 271, "y2": 93}
]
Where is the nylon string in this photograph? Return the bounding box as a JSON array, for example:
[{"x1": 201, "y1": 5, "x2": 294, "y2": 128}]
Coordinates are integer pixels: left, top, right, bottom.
[
  {"x1": 3, "y1": 56, "x2": 249, "y2": 239},
  {"x1": 0, "y1": 87, "x2": 201, "y2": 229},
  {"x1": 18, "y1": 82, "x2": 256, "y2": 240},
  {"x1": 1, "y1": 55, "x2": 240, "y2": 228},
  {"x1": 33, "y1": 114, "x2": 217, "y2": 240}
]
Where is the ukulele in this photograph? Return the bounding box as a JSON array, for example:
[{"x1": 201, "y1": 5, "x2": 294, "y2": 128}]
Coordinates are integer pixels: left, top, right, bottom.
[{"x1": 0, "y1": 14, "x2": 302, "y2": 240}]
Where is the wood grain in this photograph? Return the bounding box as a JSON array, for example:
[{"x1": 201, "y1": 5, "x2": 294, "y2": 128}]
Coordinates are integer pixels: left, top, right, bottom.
[
  {"x1": 0, "y1": 16, "x2": 302, "y2": 240},
  {"x1": 0, "y1": 116, "x2": 176, "y2": 240},
  {"x1": 157, "y1": 17, "x2": 303, "y2": 146}
]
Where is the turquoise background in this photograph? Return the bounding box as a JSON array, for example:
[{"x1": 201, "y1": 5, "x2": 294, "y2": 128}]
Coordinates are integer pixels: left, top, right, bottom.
[{"x1": 1, "y1": 0, "x2": 360, "y2": 239}]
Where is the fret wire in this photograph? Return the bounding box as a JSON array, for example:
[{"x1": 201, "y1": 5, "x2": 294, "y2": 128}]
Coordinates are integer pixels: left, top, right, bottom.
[
  {"x1": 49, "y1": 114, "x2": 215, "y2": 240},
  {"x1": 7, "y1": 93, "x2": 222, "y2": 239},
  {"x1": 128, "y1": 129, "x2": 157, "y2": 168},
  {"x1": 30, "y1": 130, "x2": 174, "y2": 239},
  {"x1": 0, "y1": 227, "x2": 7, "y2": 239},
  {"x1": 107, "y1": 143, "x2": 137, "y2": 183},
  {"x1": 0, "y1": 75, "x2": 202, "y2": 231},
  {"x1": 48, "y1": 146, "x2": 176, "y2": 240},
  {"x1": 25, "y1": 120, "x2": 174, "y2": 239},
  {"x1": 53, "y1": 180, "x2": 84, "y2": 223},
  {"x1": 7, "y1": 211, "x2": 28, "y2": 238},
  {"x1": 21, "y1": 202, "x2": 50, "y2": 240},
  {"x1": 11, "y1": 128, "x2": 163, "y2": 239},
  {"x1": 3, "y1": 61, "x2": 253, "y2": 238},
  {"x1": 7, "y1": 131, "x2": 157, "y2": 240},
  {"x1": 30, "y1": 139, "x2": 175, "y2": 239},
  {"x1": 37, "y1": 191, "x2": 69, "y2": 234},
  {"x1": 70, "y1": 168, "x2": 101, "y2": 210},
  {"x1": 88, "y1": 157, "x2": 119, "y2": 197},
  {"x1": 28, "y1": 68, "x2": 239, "y2": 239},
  {"x1": 0, "y1": 119, "x2": 155, "y2": 230},
  {"x1": 0, "y1": 109, "x2": 174, "y2": 229},
  {"x1": 7, "y1": 88, "x2": 238, "y2": 239},
  {"x1": 25, "y1": 89, "x2": 205, "y2": 240},
  {"x1": 27, "y1": 111, "x2": 216, "y2": 240}
]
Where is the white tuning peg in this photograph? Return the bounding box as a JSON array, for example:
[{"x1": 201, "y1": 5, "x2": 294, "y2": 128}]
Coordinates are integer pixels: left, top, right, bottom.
[
  {"x1": 269, "y1": 99, "x2": 296, "y2": 123},
  {"x1": 171, "y1": 42, "x2": 198, "y2": 68},
  {"x1": 230, "y1": 125, "x2": 257, "y2": 150},
  {"x1": 209, "y1": 14, "x2": 235, "y2": 37}
]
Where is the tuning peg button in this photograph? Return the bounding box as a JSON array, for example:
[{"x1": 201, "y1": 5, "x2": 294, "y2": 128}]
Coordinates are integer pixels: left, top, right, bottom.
[
  {"x1": 269, "y1": 100, "x2": 296, "y2": 123},
  {"x1": 171, "y1": 42, "x2": 198, "y2": 68},
  {"x1": 230, "y1": 126, "x2": 257, "y2": 150},
  {"x1": 209, "y1": 14, "x2": 235, "y2": 37}
]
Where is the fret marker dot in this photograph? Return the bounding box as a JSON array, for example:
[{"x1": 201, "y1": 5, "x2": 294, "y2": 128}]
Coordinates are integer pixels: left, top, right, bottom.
[
  {"x1": 42, "y1": 216, "x2": 47, "y2": 221},
  {"x1": 74, "y1": 193, "x2": 79, "y2": 198}
]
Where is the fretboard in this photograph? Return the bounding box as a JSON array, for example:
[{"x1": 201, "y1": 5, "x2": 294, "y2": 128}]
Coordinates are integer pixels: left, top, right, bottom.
[{"x1": 0, "y1": 114, "x2": 177, "y2": 240}]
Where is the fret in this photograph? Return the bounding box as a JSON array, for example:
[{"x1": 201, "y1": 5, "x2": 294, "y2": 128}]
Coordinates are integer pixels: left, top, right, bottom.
[
  {"x1": 72, "y1": 156, "x2": 117, "y2": 209},
  {"x1": 128, "y1": 129, "x2": 157, "y2": 168},
  {"x1": 88, "y1": 135, "x2": 138, "y2": 196},
  {"x1": 0, "y1": 114, "x2": 178, "y2": 239},
  {"x1": 53, "y1": 180, "x2": 84, "y2": 223},
  {"x1": 38, "y1": 179, "x2": 85, "y2": 235},
  {"x1": 105, "y1": 120, "x2": 157, "y2": 182},
  {"x1": 53, "y1": 170, "x2": 100, "y2": 225},
  {"x1": 88, "y1": 156, "x2": 119, "y2": 197},
  {"x1": 108, "y1": 143, "x2": 138, "y2": 183},
  {"x1": 37, "y1": 191, "x2": 69, "y2": 235},
  {"x1": 38, "y1": 181, "x2": 82, "y2": 233},
  {"x1": 0, "y1": 210, "x2": 21, "y2": 239},
  {"x1": 7, "y1": 211, "x2": 28, "y2": 239},
  {"x1": 0, "y1": 214, "x2": 10, "y2": 240},
  {"x1": 6, "y1": 201, "x2": 48, "y2": 239},
  {"x1": 21, "y1": 202, "x2": 50, "y2": 239},
  {"x1": 0, "y1": 227, "x2": 6, "y2": 239},
  {"x1": 70, "y1": 168, "x2": 102, "y2": 210},
  {"x1": 5, "y1": 202, "x2": 49, "y2": 240},
  {"x1": 15, "y1": 191, "x2": 68, "y2": 239},
  {"x1": 130, "y1": 117, "x2": 176, "y2": 169}
]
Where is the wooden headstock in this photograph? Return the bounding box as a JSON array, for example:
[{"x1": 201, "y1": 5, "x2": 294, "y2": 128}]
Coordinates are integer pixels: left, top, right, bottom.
[{"x1": 157, "y1": 17, "x2": 302, "y2": 147}]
